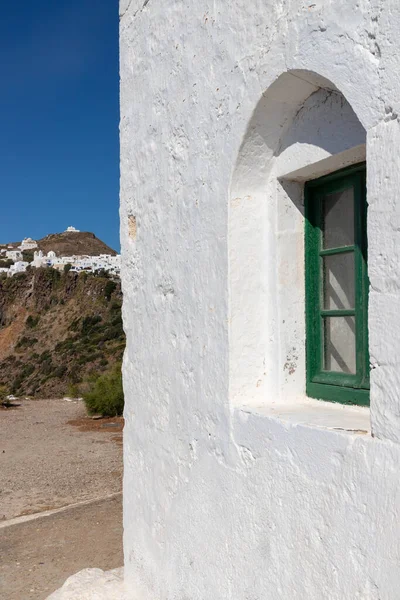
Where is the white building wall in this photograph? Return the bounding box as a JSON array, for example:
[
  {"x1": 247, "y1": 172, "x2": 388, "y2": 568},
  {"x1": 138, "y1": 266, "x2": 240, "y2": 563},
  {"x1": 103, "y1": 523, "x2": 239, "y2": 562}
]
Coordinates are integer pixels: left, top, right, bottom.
[
  {"x1": 19, "y1": 238, "x2": 38, "y2": 250},
  {"x1": 8, "y1": 261, "x2": 29, "y2": 276},
  {"x1": 6, "y1": 250, "x2": 23, "y2": 261},
  {"x1": 120, "y1": 1, "x2": 400, "y2": 599}
]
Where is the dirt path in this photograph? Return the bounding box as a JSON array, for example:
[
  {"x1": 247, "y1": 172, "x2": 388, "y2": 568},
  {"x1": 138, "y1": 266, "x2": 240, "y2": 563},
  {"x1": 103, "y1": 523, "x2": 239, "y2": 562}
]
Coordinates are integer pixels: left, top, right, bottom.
[
  {"x1": 0, "y1": 494, "x2": 123, "y2": 600},
  {"x1": 0, "y1": 398, "x2": 122, "y2": 520}
]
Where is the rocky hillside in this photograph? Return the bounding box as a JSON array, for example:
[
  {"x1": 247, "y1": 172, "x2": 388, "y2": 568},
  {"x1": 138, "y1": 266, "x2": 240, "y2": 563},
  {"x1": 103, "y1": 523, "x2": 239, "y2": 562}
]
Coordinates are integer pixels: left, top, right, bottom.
[
  {"x1": 4, "y1": 231, "x2": 117, "y2": 257},
  {"x1": 0, "y1": 268, "x2": 125, "y2": 398}
]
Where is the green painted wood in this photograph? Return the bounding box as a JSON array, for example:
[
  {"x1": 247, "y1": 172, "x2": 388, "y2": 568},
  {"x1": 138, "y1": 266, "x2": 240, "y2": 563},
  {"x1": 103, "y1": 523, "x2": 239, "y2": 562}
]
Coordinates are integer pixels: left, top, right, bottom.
[
  {"x1": 305, "y1": 162, "x2": 370, "y2": 406},
  {"x1": 319, "y1": 245, "x2": 356, "y2": 257},
  {"x1": 320, "y1": 309, "x2": 356, "y2": 318},
  {"x1": 307, "y1": 382, "x2": 370, "y2": 406}
]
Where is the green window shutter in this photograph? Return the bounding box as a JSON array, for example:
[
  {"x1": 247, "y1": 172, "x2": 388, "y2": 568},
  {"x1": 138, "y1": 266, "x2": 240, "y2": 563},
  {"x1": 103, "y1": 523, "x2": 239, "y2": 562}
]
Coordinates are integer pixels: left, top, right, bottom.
[{"x1": 305, "y1": 163, "x2": 369, "y2": 406}]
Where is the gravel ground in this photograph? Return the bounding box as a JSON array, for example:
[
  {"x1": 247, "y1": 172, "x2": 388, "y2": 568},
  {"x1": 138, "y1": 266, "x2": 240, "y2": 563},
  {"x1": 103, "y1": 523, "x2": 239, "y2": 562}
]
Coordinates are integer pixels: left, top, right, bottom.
[{"x1": 0, "y1": 398, "x2": 123, "y2": 520}]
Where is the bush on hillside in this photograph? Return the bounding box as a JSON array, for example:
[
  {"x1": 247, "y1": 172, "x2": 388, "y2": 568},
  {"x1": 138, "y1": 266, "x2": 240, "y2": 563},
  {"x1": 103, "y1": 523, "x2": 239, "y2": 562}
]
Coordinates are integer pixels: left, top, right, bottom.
[
  {"x1": 22, "y1": 250, "x2": 34, "y2": 262},
  {"x1": 104, "y1": 280, "x2": 117, "y2": 301},
  {"x1": 15, "y1": 336, "x2": 38, "y2": 349},
  {"x1": 0, "y1": 259, "x2": 13, "y2": 268},
  {"x1": 26, "y1": 315, "x2": 40, "y2": 328},
  {"x1": 83, "y1": 363, "x2": 124, "y2": 417}
]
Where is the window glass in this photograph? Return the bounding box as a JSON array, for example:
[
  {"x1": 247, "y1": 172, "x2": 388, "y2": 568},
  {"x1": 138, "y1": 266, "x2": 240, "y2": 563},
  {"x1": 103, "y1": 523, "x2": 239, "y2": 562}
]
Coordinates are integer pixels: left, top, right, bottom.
[
  {"x1": 323, "y1": 253, "x2": 355, "y2": 310},
  {"x1": 323, "y1": 316, "x2": 356, "y2": 374},
  {"x1": 323, "y1": 188, "x2": 354, "y2": 249}
]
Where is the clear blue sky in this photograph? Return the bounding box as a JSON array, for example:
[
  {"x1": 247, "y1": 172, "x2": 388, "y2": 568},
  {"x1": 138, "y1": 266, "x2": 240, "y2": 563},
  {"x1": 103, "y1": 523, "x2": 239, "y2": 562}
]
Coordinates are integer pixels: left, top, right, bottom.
[{"x1": 0, "y1": 1, "x2": 120, "y2": 251}]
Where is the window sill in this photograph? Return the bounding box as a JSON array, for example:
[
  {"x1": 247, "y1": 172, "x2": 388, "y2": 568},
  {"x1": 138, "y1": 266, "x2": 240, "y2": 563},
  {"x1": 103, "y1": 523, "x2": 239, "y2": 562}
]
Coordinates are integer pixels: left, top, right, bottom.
[{"x1": 235, "y1": 396, "x2": 370, "y2": 435}]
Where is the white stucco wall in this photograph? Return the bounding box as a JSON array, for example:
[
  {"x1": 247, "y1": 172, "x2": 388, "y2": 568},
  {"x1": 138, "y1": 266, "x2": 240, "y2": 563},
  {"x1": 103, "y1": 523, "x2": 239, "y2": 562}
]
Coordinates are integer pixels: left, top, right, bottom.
[{"x1": 120, "y1": 1, "x2": 400, "y2": 598}]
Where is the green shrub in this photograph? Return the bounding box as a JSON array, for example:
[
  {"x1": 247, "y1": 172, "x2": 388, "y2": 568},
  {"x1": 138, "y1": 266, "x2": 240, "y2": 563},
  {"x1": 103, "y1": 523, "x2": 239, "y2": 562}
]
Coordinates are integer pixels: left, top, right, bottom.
[
  {"x1": 111, "y1": 314, "x2": 123, "y2": 327},
  {"x1": 44, "y1": 267, "x2": 61, "y2": 283},
  {"x1": 0, "y1": 385, "x2": 9, "y2": 401},
  {"x1": 83, "y1": 363, "x2": 124, "y2": 417},
  {"x1": 21, "y1": 363, "x2": 35, "y2": 378},
  {"x1": 26, "y1": 315, "x2": 40, "y2": 328},
  {"x1": 0, "y1": 259, "x2": 13, "y2": 268},
  {"x1": 22, "y1": 250, "x2": 34, "y2": 262},
  {"x1": 68, "y1": 318, "x2": 80, "y2": 332},
  {"x1": 67, "y1": 383, "x2": 80, "y2": 398},
  {"x1": 16, "y1": 336, "x2": 38, "y2": 349},
  {"x1": 64, "y1": 263, "x2": 72, "y2": 273},
  {"x1": 104, "y1": 280, "x2": 117, "y2": 301},
  {"x1": 110, "y1": 302, "x2": 121, "y2": 313},
  {"x1": 81, "y1": 315, "x2": 102, "y2": 335}
]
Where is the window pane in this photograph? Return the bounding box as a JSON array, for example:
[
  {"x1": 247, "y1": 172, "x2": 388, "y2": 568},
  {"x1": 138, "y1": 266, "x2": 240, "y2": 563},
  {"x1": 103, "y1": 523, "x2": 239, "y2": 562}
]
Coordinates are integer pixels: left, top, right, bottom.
[
  {"x1": 323, "y1": 253, "x2": 355, "y2": 309},
  {"x1": 323, "y1": 187, "x2": 354, "y2": 249},
  {"x1": 323, "y1": 316, "x2": 356, "y2": 374}
]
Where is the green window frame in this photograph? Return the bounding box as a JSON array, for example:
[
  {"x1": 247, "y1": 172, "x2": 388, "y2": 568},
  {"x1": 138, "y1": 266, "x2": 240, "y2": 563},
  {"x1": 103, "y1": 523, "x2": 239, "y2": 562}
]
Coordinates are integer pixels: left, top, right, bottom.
[{"x1": 305, "y1": 163, "x2": 369, "y2": 406}]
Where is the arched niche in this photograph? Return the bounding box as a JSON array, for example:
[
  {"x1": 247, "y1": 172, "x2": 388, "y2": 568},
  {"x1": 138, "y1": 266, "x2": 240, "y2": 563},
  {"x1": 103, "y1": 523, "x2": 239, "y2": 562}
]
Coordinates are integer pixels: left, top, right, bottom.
[{"x1": 229, "y1": 69, "x2": 366, "y2": 408}]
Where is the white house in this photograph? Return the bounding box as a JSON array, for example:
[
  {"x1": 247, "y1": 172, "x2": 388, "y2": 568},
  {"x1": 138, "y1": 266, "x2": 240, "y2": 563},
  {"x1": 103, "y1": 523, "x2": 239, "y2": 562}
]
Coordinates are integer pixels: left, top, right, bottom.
[
  {"x1": 18, "y1": 237, "x2": 37, "y2": 251},
  {"x1": 65, "y1": 226, "x2": 80, "y2": 233},
  {"x1": 8, "y1": 261, "x2": 29, "y2": 277},
  {"x1": 49, "y1": 1, "x2": 400, "y2": 599},
  {"x1": 5, "y1": 250, "x2": 22, "y2": 261}
]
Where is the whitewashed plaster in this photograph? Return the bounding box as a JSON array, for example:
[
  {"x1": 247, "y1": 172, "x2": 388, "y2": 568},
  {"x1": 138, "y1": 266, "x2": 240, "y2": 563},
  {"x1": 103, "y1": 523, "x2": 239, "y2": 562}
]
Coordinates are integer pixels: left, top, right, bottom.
[{"x1": 119, "y1": 1, "x2": 400, "y2": 599}]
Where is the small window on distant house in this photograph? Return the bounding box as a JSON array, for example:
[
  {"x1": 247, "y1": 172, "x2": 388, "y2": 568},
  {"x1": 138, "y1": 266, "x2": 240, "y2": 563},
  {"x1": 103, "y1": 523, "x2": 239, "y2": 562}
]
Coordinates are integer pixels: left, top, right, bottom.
[{"x1": 305, "y1": 163, "x2": 369, "y2": 405}]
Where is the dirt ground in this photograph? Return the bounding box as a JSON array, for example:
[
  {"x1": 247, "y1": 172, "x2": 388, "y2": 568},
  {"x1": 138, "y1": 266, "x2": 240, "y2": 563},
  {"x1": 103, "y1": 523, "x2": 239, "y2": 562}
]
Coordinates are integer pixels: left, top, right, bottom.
[
  {"x1": 0, "y1": 398, "x2": 123, "y2": 599},
  {"x1": 0, "y1": 398, "x2": 123, "y2": 520},
  {"x1": 0, "y1": 494, "x2": 123, "y2": 600}
]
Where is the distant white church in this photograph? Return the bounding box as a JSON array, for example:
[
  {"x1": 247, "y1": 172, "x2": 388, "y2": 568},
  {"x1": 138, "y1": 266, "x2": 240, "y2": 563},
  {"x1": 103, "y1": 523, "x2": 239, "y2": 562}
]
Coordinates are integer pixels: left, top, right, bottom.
[
  {"x1": 65, "y1": 226, "x2": 80, "y2": 233},
  {"x1": 18, "y1": 237, "x2": 37, "y2": 251}
]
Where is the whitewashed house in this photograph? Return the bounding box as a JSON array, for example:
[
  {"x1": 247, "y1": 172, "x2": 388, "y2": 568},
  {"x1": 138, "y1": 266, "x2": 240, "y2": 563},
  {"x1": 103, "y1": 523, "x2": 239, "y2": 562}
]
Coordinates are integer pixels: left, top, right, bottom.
[
  {"x1": 18, "y1": 237, "x2": 37, "y2": 251},
  {"x1": 5, "y1": 250, "x2": 22, "y2": 261},
  {"x1": 8, "y1": 261, "x2": 29, "y2": 277},
  {"x1": 49, "y1": 1, "x2": 400, "y2": 599}
]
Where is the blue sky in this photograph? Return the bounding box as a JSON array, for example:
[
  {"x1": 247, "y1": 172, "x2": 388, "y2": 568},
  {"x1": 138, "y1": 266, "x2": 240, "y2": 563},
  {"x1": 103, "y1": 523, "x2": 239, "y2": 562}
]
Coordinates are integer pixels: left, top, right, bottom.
[{"x1": 0, "y1": 1, "x2": 120, "y2": 250}]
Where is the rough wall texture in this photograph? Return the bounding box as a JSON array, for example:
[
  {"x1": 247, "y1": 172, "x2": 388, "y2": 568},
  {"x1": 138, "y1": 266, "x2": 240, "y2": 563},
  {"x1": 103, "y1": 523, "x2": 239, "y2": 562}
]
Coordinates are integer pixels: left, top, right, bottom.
[{"x1": 120, "y1": 1, "x2": 400, "y2": 598}]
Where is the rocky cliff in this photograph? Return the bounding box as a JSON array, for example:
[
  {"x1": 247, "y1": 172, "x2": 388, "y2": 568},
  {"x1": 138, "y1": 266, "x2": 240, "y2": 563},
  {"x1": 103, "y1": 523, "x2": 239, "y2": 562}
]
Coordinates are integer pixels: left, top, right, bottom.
[{"x1": 0, "y1": 268, "x2": 124, "y2": 398}]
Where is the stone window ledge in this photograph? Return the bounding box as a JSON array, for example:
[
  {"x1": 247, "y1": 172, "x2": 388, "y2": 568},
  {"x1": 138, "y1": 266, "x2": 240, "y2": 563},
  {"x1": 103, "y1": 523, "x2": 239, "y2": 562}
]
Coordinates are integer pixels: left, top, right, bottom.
[{"x1": 235, "y1": 397, "x2": 370, "y2": 435}]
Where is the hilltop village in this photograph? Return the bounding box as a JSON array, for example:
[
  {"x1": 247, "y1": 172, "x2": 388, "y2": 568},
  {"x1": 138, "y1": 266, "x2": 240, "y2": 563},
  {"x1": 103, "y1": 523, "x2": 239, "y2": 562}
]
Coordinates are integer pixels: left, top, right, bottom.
[{"x1": 0, "y1": 226, "x2": 121, "y2": 278}]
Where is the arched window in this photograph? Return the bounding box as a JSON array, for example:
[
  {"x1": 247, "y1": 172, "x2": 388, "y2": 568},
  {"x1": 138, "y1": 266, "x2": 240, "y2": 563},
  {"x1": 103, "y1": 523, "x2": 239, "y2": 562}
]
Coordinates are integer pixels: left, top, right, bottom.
[{"x1": 229, "y1": 70, "x2": 368, "y2": 408}]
